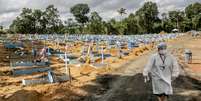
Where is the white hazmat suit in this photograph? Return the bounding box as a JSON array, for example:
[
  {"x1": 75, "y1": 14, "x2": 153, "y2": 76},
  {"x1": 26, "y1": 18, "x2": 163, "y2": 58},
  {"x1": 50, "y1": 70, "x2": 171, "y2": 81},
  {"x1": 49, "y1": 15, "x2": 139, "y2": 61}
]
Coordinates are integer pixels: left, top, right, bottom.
[{"x1": 143, "y1": 53, "x2": 180, "y2": 95}]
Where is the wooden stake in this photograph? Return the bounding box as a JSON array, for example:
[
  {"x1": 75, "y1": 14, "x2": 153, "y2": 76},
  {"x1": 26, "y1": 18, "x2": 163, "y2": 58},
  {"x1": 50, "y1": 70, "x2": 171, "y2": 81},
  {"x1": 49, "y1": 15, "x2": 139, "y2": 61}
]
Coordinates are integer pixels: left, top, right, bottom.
[{"x1": 65, "y1": 43, "x2": 71, "y2": 83}]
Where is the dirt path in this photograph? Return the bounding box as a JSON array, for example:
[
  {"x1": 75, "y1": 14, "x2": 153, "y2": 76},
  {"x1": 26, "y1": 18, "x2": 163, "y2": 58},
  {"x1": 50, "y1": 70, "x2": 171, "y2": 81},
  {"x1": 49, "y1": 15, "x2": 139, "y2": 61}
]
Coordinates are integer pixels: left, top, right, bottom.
[{"x1": 96, "y1": 36, "x2": 201, "y2": 101}]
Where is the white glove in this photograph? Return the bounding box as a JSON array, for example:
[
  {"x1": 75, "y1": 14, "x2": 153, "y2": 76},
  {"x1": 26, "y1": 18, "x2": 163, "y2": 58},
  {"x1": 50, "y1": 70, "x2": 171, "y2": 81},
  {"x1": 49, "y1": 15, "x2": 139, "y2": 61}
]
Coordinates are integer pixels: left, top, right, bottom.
[{"x1": 144, "y1": 75, "x2": 150, "y2": 83}]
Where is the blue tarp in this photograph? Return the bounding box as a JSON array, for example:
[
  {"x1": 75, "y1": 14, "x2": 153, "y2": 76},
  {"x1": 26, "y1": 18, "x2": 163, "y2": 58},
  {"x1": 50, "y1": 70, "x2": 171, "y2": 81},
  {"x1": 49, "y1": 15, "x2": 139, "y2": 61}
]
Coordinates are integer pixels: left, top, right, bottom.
[
  {"x1": 4, "y1": 42, "x2": 23, "y2": 49},
  {"x1": 13, "y1": 67, "x2": 51, "y2": 75}
]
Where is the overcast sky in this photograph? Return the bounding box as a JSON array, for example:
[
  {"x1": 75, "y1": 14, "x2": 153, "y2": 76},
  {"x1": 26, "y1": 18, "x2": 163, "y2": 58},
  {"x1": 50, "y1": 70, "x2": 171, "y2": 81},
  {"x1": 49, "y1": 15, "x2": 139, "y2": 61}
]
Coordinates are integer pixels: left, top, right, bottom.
[{"x1": 0, "y1": 0, "x2": 201, "y2": 28}]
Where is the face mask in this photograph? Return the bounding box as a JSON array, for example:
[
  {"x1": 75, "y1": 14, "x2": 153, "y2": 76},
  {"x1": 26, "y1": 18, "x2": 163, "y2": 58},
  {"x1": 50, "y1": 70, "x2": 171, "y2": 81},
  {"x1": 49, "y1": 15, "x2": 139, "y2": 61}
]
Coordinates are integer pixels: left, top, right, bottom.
[{"x1": 159, "y1": 49, "x2": 167, "y2": 55}]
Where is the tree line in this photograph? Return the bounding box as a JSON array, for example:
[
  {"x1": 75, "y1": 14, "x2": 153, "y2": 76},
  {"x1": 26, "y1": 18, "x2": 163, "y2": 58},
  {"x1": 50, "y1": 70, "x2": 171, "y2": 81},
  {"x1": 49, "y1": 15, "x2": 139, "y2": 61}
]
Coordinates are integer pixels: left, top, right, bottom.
[{"x1": 8, "y1": 1, "x2": 201, "y2": 34}]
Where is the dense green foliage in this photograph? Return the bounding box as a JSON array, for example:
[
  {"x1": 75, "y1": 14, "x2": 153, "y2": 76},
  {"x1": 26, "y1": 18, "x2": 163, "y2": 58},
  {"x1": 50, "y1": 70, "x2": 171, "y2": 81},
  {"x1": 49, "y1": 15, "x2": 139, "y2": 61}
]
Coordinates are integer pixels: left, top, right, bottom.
[
  {"x1": 9, "y1": 2, "x2": 201, "y2": 34},
  {"x1": 9, "y1": 5, "x2": 63, "y2": 34}
]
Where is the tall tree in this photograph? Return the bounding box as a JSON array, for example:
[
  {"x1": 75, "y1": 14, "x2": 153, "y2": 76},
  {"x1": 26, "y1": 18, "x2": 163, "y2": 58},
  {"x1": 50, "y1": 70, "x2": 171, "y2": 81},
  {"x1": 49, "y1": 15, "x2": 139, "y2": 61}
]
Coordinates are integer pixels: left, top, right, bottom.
[
  {"x1": 117, "y1": 8, "x2": 127, "y2": 35},
  {"x1": 10, "y1": 5, "x2": 63, "y2": 34},
  {"x1": 70, "y1": 3, "x2": 90, "y2": 33},
  {"x1": 104, "y1": 19, "x2": 119, "y2": 35},
  {"x1": 117, "y1": 8, "x2": 127, "y2": 19},
  {"x1": 136, "y1": 1, "x2": 159, "y2": 33},
  {"x1": 192, "y1": 14, "x2": 201, "y2": 30},
  {"x1": 185, "y1": 2, "x2": 201, "y2": 30},
  {"x1": 180, "y1": 17, "x2": 192, "y2": 32},
  {"x1": 185, "y1": 2, "x2": 201, "y2": 19},
  {"x1": 44, "y1": 5, "x2": 63, "y2": 34},
  {"x1": 88, "y1": 12, "x2": 104, "y2": 34},
  {"x1": 168, "y1": 11, "x2": 185, "y2": 32},
  {"x1": 124, "y1": 13, "x2": 139, "y2": 34},
  {"x1": 65, "y1": 18, "x2": 79, "y2": 34},
  {"x1": 32, "y1": 9, "x2": 44, "y2": 33},
  {"x1": 10, "y1": 8, "x2": 35, "y2": 34}
]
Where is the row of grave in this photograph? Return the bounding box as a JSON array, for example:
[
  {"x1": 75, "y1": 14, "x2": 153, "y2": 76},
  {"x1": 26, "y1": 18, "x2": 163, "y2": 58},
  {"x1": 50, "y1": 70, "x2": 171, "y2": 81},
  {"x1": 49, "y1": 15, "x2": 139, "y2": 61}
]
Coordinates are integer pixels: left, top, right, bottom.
[
  {"x1": 9, "y1": 50, "x2": 70, "y2": 86},
  {"x1": 3, "y1": 33, "x2": 185, "y2": 73},
  {"x1": 2, "y1": 33, "x2": 184, "y2": 51},
  {"x1": 0, "y1": 35, "x2": 69, "y2": 86},
  {"x1": 1, "y1": 33, "x2": 185, "y2": 86},
  {"x1": 2, "y1": 33, "x2": 185, "y2": 60},
  {"x1": 2, "y1": 33, "x2": 185, "y2": 69},
  {"x1": 4, "y1": 33, "x2": 183, "y2": 43}
]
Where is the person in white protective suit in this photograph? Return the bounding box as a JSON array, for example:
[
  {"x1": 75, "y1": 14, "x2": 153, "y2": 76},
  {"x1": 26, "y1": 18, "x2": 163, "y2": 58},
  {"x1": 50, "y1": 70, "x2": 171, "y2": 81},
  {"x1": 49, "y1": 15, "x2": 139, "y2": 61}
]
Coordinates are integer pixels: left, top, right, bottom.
[{"x1": 143, "y1": 42, "x2": 180, "y2": 101}]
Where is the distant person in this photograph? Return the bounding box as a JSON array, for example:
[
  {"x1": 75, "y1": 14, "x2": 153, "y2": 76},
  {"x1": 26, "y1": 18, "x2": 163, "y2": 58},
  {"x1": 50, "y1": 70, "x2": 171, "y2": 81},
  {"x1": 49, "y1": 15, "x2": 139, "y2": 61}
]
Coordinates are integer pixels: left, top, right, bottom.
[
  {"x1": 38, "y1": 46, "x2": 47, "y2": 62},
  {"x1": 184, "y1": 49, "x2": 192, "y2": 64},
  {"x1": 143, "y1": 42, "x2": 180, "y2": 101}
]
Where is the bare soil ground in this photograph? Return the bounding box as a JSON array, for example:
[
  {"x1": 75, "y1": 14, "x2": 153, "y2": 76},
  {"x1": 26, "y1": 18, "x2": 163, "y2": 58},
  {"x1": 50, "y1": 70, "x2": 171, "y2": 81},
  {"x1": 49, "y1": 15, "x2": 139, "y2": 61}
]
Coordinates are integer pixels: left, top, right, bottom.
[
  {"x1": 95, "y1": 35, "x2": 201, "y2": 101},
  {"x1": 0, "y1": 35, "x2": 201, "y2": 101}
]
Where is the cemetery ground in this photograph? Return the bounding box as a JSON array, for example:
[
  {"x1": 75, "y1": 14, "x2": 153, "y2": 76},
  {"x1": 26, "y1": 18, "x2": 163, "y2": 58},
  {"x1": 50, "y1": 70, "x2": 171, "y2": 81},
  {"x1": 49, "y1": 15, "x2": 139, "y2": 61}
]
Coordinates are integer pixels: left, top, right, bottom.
[{"x1": 0, "y1": 34, "x2": 201, "y2": 101}]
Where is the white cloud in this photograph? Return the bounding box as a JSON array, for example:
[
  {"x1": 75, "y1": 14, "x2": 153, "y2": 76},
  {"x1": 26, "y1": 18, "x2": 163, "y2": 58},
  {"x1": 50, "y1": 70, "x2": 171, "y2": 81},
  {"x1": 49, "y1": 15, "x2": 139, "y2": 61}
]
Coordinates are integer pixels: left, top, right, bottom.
[{"x1": 0, "y1": 0, "x2": 200, "y2": 28}]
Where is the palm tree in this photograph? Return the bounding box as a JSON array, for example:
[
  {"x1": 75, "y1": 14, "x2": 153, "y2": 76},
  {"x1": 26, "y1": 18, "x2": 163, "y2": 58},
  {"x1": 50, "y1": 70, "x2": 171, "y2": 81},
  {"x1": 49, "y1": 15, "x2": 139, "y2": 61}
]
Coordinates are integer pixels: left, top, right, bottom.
[
  {"x1": 117, "y1": 8, "x2": 127, "y2": 19},
  {"x1": 117, "y1": 8, "x2": 127, "y2": 35}
]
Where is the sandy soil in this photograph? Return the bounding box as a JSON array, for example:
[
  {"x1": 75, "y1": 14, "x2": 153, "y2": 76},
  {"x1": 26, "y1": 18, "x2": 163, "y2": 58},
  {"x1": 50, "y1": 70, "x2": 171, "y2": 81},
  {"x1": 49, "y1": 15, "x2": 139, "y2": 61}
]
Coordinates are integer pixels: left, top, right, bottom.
[
  {"x1": 0, "y1": 34, "x2": 200, "y2": 101},
  {"x1": 95, "y1": 35, "x2": 201, "y2": 101}
]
